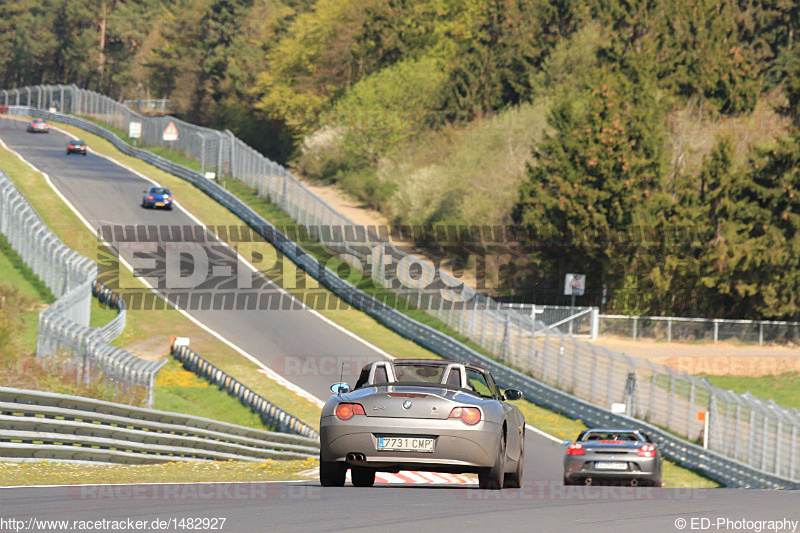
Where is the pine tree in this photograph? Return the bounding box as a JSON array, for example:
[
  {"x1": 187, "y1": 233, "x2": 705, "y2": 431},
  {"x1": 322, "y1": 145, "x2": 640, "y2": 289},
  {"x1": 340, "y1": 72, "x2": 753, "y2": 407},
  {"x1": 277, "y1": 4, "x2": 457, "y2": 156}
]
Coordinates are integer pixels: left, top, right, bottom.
[{"x1": 513, "y1": 67, "x2": 666, "y2": 308}]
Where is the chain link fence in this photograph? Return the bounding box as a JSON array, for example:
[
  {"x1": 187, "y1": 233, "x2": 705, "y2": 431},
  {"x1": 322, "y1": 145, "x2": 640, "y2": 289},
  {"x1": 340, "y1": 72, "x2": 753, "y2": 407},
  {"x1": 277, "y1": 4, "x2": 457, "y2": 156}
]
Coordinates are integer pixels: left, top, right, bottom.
[
  {"x1": 0, "y1": 167, "x2": 164, "y2": 406},
  {"x1": 601, "y1": 314, "x2": 800, "y2": 346},
  {"x1": 503, "y1": 303, "x2": 599, "y2": 337},
  {"x1": 4, "y1": 85, "x2": 799, "y2": 482}
]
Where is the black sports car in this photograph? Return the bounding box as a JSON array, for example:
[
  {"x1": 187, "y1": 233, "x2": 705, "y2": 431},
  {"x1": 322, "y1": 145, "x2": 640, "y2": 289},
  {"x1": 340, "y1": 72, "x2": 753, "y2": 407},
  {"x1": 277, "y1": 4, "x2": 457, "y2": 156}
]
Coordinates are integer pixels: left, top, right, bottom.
[{"x1": 66, "y1": 140, "x2": 87, "y2": 155}]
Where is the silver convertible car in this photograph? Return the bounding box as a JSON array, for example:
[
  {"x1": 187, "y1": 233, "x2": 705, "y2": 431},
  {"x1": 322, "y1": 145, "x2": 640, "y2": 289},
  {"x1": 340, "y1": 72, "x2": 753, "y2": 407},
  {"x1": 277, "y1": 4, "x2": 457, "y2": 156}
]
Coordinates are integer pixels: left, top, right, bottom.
[
  {"x1": 563, "y1": 429, "x2": 663, "y2": 487},
  {"x1": 320, "y1": 359, "x2": 526, "y2": 489}
]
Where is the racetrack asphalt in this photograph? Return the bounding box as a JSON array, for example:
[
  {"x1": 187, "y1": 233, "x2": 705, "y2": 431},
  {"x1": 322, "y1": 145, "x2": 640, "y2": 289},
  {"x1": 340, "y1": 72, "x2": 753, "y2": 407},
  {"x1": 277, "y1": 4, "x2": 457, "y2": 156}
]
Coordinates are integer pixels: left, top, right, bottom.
[{"x1": 0, "y1": 117, "x2": 388, "y2": 402}]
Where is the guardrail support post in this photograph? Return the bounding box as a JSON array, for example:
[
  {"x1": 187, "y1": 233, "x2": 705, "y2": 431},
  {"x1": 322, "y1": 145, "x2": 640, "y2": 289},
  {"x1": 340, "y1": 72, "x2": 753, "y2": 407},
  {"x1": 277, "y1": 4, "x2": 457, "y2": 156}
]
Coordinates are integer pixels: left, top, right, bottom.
[
  {"x1": 667, "y1": 318, "x2": 672, "y2": 343},
  {"x1": 633, "y1": 317, "x2": 638, "y2": 341}
]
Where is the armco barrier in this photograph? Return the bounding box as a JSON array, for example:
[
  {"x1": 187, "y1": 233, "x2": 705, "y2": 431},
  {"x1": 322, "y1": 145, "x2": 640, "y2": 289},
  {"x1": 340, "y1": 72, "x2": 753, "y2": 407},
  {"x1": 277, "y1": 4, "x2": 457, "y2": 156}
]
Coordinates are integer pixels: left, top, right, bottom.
[
  {"x1": 0, "y1": 387, "x2": 319, "y2": 463},
  {"x1": 170, "y1": 343, "x2": 319, "y2": 440},
  {"x1": 0, "y1": 168, "x2": 164, "y2": 406},
  {"x1": 5, "y1": 105, "x2": 799, "y2": 487}
]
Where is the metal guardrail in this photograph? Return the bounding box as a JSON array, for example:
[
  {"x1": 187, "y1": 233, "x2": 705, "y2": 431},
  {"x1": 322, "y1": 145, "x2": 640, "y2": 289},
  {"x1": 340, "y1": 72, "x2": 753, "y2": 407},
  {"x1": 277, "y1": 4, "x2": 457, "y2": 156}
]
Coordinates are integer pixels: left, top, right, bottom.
[
  {"x1": 5, "y1": 95, "x2": 799, "y2": 487},
  {"x1": 0, "y1": 169, "x2": 164, "y2": 406},
  {"x1": 92, "y1": 279, "x2": 126, "y2": 342},
  {"x1": 171, "y1": 344, "x2": 319, "y2": 440},
  {"x1": 0, "y1": 387, "x2": 319, "y2": 464}
]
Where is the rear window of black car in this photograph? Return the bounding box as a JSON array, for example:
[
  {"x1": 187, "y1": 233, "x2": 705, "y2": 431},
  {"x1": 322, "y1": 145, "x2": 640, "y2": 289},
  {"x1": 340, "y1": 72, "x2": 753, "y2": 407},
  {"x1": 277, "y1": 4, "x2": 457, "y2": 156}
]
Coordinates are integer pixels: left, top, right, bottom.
[{"x1": 581, "y1": 431, "x2": 643, "y2": 442}]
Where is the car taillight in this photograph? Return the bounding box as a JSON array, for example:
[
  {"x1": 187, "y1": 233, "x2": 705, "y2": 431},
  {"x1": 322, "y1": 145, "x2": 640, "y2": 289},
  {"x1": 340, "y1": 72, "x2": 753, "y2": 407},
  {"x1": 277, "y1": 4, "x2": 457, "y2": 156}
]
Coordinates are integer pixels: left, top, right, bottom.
[
  {"x1": 566, "y1": 443, "x2": 585, "y2": 455},
  {"x1": 147, "y1": 196, "x2": 154, "y2": 201},
  {"x1": 638, "y1": 444, "x2": 656, "y2": 457},
  {"x1": 448, "y1": 407, "x2": 481, "y2": 425},
  {"x1": 335, "y1": 403, "x2": 365, "y2": 420},
  {"x1": 69, "y1": 145, "x2": 74, "y2": 149}
]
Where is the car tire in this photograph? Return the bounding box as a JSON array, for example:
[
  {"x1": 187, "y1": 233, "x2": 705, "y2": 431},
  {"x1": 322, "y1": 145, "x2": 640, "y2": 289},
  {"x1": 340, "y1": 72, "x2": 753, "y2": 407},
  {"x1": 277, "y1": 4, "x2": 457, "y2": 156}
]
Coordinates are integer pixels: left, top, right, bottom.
[
  {"x1": 479, "y1": 432, "x2": 506, "y2": 490},
  {"x1": 82, "y1": 152, "x2": 86, "y2": 156},
  {"x1": 504, "y1": 434, "x2": 524, "y2": 488},
  {"x1": 319, "y1": 460, "x2": 346, "y2": 487},
  {"x1": 66, "y1": 151, "x2": 70, "y2": 155},
  {"x1": 351, "y1": 467, "x2": 375, "y2": 487}
]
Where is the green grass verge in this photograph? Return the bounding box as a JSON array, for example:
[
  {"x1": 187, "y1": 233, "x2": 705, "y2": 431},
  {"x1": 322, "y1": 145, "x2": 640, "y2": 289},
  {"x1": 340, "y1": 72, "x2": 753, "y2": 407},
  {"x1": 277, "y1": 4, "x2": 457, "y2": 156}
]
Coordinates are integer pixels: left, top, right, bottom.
[
  {"x1": 704, "y1": 373, "x2": 800, "y2": 411},
  {"x1": 42, "y1": 116, "x2": 718, "y2": 488},
  {"x1": 155, "y1": 358, "x2": 275, "y2": 430},
  {"x1": 0, "y1": 458, "x2": 318, "y2": 486},
  {"x1": 0, "y1": 234, "x2": 52, "y2": 353}
]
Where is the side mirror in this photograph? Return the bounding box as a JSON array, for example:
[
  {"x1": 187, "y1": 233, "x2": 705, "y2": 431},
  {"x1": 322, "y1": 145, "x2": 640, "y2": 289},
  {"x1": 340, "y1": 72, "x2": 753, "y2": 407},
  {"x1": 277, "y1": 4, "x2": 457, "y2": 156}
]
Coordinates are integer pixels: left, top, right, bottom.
[
  {"x1": 504, "y1": 389, "x2": 523, "y2": 401},
  {"x1": 330, "y1": 382, "x2": 350, "y2": 395}
]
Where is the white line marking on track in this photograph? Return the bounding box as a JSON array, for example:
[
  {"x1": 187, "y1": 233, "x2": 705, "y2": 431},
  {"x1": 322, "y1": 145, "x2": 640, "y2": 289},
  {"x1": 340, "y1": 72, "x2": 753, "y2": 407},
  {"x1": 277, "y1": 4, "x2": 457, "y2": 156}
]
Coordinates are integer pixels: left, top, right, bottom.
[
  {"x1": 256, "y1": 368, "x2": 324, "y2": 408},
  {"x1": 526, "y1": 424, "x2": 564, "y2": 444}
]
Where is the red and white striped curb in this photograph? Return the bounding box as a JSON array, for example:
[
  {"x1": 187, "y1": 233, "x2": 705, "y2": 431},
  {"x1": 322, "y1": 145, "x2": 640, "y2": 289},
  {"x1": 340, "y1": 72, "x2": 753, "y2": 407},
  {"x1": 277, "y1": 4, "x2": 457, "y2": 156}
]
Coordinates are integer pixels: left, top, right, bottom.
[
  {"x1": 374, "y1": 471, "x2": 476, "y2": 484},
  {"x1": 305, "y1": 468, "x2": 476, "y2": 484}
]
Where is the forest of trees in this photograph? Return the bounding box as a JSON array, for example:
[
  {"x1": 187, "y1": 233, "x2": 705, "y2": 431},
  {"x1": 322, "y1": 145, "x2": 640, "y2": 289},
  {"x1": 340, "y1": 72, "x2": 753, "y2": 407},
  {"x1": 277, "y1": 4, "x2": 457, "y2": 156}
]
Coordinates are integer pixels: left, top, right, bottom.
[{"x1": 1, "y1": 0, "x2": 799, "y2": 319}]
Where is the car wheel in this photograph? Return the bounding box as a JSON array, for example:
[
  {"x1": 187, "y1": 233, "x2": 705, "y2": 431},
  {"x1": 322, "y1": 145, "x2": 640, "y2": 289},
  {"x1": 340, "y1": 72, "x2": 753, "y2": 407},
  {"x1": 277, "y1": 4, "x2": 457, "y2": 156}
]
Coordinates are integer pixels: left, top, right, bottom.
[
  {"x1": 66, "y1": 151, "x2": 70, "y2": 155},
  {"x1": 351, "y1": 467, "x2": 375, "y2": 487},
  {"x1": 82, "y1": 152, "x2": 86, "y2": 156},
  {"x1": 319, "y1": 460, "x2": 346, "y2": 487},
  {"x1": 479, "y1": 432, "x2": 506, "y2": 490},
  {"x1": 504, "y1": 435, "x2": 524, "y2": 488}
]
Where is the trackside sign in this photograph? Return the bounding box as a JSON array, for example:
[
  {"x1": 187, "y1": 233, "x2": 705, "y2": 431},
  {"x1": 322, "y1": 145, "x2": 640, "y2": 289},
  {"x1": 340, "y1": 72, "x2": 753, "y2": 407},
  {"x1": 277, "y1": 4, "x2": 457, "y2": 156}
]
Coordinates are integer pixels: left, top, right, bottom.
[{"x1": 162, "y1": 121, "x2": 178, "y2": 141}]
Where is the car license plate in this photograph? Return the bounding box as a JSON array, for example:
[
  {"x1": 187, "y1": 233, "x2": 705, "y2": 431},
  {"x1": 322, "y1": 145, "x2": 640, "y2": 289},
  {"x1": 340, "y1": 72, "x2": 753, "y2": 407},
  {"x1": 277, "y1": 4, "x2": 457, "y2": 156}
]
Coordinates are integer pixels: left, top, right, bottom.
[
  {"x1": 595, "y1": 461, "x2": 628, "y2": 470},
  {"x1": 377, "y1": 436, "x2": 434, "y2": 452},
  {"x1": 156, "y1": 202, "x2": 165, "y2": 207}
]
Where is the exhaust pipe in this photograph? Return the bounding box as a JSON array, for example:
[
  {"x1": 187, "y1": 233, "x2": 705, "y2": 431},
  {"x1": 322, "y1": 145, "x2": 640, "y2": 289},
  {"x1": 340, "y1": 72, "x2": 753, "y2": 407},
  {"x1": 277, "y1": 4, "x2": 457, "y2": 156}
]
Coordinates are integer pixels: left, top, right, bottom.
[
  {"x1": 631, "y1": 479, "x2": 639, "y2": 487},
  {"x1": 346, "y1": 453, "x2": 366, "y2": 463},
  {"x1": 584, "y1": 477, "x2": 592, "y2": 486}
]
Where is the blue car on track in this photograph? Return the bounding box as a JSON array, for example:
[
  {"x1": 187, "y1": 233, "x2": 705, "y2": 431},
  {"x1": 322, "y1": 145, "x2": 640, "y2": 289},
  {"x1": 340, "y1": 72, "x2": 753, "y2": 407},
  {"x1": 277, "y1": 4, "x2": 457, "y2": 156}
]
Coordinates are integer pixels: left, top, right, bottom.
[{"x1": 141, "y1": 186, "x2": 173, "y2": 210}]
